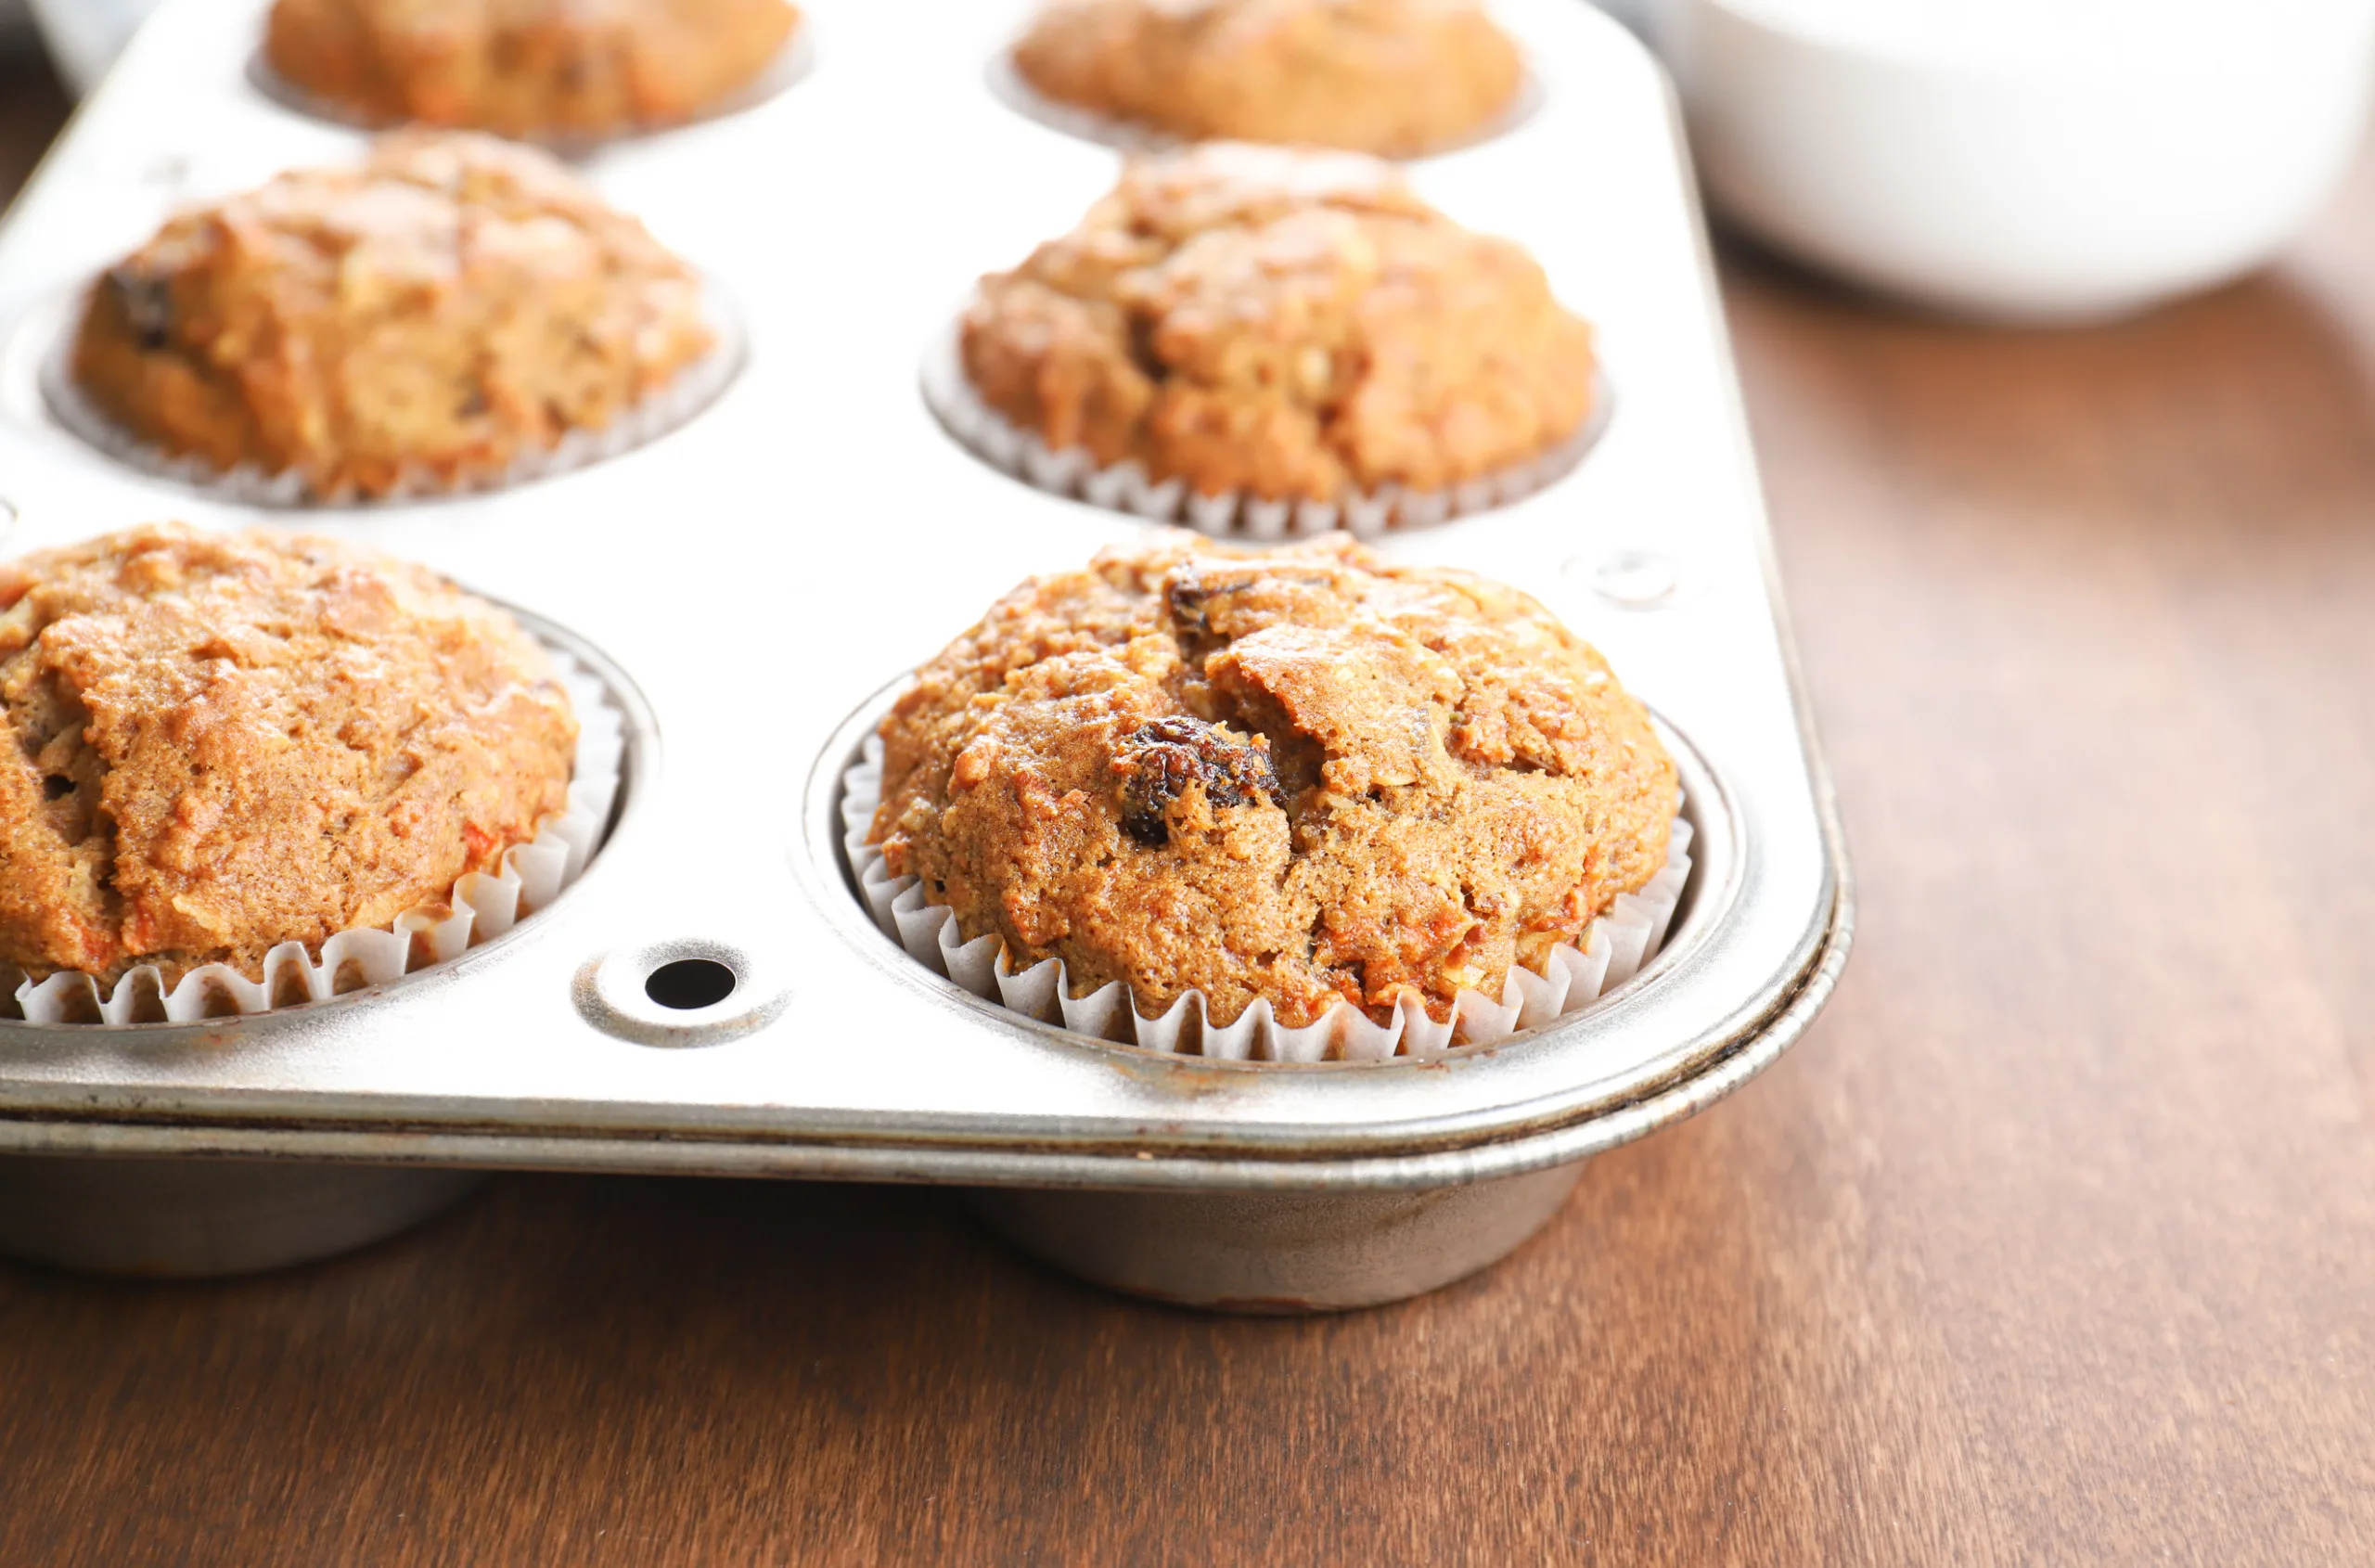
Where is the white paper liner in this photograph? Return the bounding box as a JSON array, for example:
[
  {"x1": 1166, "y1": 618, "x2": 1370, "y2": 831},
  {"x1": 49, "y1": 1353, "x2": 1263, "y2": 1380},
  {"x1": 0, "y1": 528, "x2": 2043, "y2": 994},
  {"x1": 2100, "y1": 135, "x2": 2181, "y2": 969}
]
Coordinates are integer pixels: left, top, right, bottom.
[
  {"x1": 244, "y1": 23, "x2": 818, "y2": 153},
  {"x1": 840, "y1": 735, "x2": 1690, "y2": 1063},
  {"x1": 2, "y1": 645, "x2": 624, "y2": 1026},
  {"x1": 39, "y1": 279, "x2": 745, "y2": 508},
  {"x1": 921, "y1": 315, "x2": 1609, "y2": 541},
  {"x1": 983, "y1": 48, "x2": 1545, "y2": 161}
]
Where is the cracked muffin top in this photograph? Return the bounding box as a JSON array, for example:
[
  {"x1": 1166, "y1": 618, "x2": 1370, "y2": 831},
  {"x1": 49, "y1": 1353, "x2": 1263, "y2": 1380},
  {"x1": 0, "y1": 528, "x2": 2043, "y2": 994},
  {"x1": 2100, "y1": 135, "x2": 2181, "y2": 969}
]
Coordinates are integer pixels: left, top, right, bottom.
[
  {"x1": 959, "y1": 143, "x2": 1598, "y2": 504},
  {"x1": 70, "y1": 132, "x2": 714, "y2": 502},
  {"x1": 869, "y1": 532, "x2": 1675, "y2": 1030},
  {"x1": 1011, "y1": 0, "x2": 1523, "y2": 156},
  {"x1": 0, "y1": 524, "x2": 576, "y2": 988},
  {"x1": 265, "y1": 0, "x2": 801, "y2": 139}
]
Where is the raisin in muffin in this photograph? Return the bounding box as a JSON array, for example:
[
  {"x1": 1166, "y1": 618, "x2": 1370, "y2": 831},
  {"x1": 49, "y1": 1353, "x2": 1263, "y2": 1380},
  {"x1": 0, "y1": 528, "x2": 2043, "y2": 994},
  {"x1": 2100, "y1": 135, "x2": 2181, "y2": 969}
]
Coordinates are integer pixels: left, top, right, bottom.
[
  {"x1": 869, "y1": 532, "x2": 1675, "y2": 1031},
  {"x1": 1011, "y1": 0, "x2": 1522, "y2": 157},
  {"x1": 958, "y1": 142, "x2": 1597, "y2": 507},
  {"x1": 0, "y1": 524, "x2": 577, "y2": 988},
  {"x1": 264, "y1": 0, "x2": 801, "y2": 138},
  {"x1": 69, "y1": 132, "x2": 715, "y2": 502}
]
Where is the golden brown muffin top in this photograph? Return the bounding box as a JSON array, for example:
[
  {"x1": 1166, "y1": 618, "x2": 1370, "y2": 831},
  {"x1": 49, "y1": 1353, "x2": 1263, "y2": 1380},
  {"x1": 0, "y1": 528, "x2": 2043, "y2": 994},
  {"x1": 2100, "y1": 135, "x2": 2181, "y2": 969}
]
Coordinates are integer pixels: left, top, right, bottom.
[
  {"x1": 265, "y1": 0, "x2": 801, "y2": 137},
  {"x1": 0, "y1": 524, "x2": 577, "y2": 987},
  {"x1": 959, "y1": 142, "x2": 1597, "y2": 502},
  {"x1": 870, "y1": 533, "x2": 1675, "y2": 1031},
  {"x1": 1013, "y1": 0, "x2": 1523, "y2": 156},
  {"x1": 72, "y1": 132, "x2": 712, "y2": 499}
]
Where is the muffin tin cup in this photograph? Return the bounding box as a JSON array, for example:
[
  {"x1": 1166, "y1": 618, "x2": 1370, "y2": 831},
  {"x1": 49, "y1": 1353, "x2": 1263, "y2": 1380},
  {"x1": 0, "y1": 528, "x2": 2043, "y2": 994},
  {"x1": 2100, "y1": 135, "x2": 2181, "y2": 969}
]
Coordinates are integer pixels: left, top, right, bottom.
[
  {"x1": 30, "y1": 282, "x2": 746, "y2": 508},
  {"x1": 921, "y1": 317, "x2": 1611, "y2": 541},
  {"x1": 841, "y1": 734, "x2": 1693, "y2": 1064},
  {"x1": 1, "y1": 643, "x2": 624, "y2": 1026},
  {"x1": 982, "y1": 46, "x2": 1547, "y2": 161},
  {"x1": 244, "y1": 20, "x2": 819, "y2": 155},
  {"x1": 0, "y1": 1153, "x2": 486, "y2": 1278},
  {"x1": 969, "y1": 1160, "x2": 1583, "y2": 1312}
]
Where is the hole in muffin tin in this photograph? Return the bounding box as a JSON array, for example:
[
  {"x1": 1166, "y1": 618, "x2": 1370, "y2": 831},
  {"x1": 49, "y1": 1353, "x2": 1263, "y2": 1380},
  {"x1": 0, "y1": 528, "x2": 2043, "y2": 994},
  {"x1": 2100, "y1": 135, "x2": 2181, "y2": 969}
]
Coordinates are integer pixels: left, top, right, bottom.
[
  {"x1": 243, "y1": 22, "x2": 819, "y2": 153},
  {"x1": 1575, "y1": 547, "x2": 1682, "y2": 610},
  {"x1": 576, "y1": 940, "x2": 790, "y2": 1047},
  {"x1": 0, "y1": 605, "x2": 651, "y2": 1029},
  {"x1": 802, "y1": 679, "x2": 1738, "y2": 1069},
  {"x1": 646, "y1": 958, "x2": 738, "y2": 1011},
  {"x1": 982, "y1": 48, "x2": 1547, "y2": 161},
  {"x1": 13, "y1": 273, "x2": 746, "y2": 509},
  {"x1": 919, "y1": 323, "x2": 1612, "y2": 542}
]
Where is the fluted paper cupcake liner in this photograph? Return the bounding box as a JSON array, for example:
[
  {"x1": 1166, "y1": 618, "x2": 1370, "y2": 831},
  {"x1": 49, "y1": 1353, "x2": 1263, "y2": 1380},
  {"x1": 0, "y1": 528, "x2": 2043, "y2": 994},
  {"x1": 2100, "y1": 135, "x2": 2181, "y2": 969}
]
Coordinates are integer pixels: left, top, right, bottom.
[
  {"x1": 2, "y1": 645, "x2": 623, "y2": 1026},
  {"x1": 921, "y1": 317, "x2": 1608, "y2": 541},
  {"x1": 37, "y1": 281, "x2": 744, "y2": 508},
  {"x1": 245, "y1": 23, "x2": 817, "y2": 152},
  {"x1": 841, "y1": 734, "x2": 1690, "y2": 1063},
  {"x1": 982, "y1": 49, "x2": 1545, "y2": 160}
]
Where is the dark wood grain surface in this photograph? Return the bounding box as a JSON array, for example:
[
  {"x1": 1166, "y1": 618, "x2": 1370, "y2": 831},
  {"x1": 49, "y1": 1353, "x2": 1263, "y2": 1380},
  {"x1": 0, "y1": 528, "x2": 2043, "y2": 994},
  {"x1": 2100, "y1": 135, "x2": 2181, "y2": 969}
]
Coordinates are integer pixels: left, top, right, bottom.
[{"x1": 1, "y1": 44, "x2": 2370, "y2": 1567}]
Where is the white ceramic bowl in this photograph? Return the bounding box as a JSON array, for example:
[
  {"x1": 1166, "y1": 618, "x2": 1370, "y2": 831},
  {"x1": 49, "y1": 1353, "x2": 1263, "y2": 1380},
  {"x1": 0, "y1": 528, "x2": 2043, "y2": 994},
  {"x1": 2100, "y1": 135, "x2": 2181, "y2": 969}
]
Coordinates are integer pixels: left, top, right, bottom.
[{"x1": 1656, "y1": 0, "x2": 2375, "y2": 322}]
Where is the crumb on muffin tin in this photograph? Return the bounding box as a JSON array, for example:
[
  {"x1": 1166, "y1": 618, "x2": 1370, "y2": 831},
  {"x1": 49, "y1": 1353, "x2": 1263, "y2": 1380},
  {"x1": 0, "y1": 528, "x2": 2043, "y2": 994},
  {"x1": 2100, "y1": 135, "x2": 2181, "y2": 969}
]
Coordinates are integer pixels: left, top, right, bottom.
[{"x1": 868, "y1": 531, "x2": 1677, "y2": 1032}]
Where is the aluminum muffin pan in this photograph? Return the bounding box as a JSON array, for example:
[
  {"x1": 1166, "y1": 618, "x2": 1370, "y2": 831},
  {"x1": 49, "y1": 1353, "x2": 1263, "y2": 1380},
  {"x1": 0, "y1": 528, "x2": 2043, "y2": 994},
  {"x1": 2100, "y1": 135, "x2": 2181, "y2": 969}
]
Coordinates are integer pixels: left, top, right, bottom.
[{"x1": 0, "y1": 0, "x2": 1850, "y2": 1304}]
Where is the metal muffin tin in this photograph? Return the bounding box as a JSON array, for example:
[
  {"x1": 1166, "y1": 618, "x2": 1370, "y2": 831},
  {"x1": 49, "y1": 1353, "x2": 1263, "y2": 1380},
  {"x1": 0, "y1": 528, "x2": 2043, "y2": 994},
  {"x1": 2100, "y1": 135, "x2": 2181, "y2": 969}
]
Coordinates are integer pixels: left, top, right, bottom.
[{"x1": 0, "y1": 0, "x2": 1849, "y2": 1307}]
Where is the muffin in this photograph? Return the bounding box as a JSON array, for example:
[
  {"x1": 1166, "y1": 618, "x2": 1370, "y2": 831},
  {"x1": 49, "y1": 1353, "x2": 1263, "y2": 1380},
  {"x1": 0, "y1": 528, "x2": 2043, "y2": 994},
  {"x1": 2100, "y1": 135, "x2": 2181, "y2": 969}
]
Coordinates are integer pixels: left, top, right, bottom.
[
  {"x1": 0, "y1": 524, "x2": 577, "y2": 989},
  {"x1": 263, "y1": 0, "x2": 802, "y2": 139},
  {"x1": 868, "y1": 532, "x2": 1676, "y2": 1032},
  {"x1": 1010, "y1": 0, "x2": 1523, "y2": 157},
  {"x1": 956, "y1": 143, "x2": 1598, "y2": 511},
  {"x1": 68, "y1": 132, "x2": 716, "y2": 502}
]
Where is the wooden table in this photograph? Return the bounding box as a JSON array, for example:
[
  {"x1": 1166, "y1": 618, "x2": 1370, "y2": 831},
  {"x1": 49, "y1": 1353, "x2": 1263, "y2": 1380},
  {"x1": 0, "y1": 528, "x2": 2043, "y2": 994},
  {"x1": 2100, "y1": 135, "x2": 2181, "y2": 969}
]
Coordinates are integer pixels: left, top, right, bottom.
[{"x1": 2, "y1": 45, "x2": 2369, "y2": 1566}]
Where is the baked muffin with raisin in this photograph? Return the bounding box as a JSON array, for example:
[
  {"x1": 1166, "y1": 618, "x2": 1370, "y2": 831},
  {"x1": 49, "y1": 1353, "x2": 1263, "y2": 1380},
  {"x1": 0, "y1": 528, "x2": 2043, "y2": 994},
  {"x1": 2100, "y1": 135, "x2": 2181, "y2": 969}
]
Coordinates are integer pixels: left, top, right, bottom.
[
  {"x1": 868, "y1": 532, "x2": 1675, "y2": 1032},
  {"x1": 958, "y1": 142, "x2": 1597, "y2": 509},
  {"x1": 264, "y1": 0, "x2": 801, "y2": 138},
  {"x1": 69, "y1": 132, "x2": 715, "y2": 502},
  {"x1": 0, "y1": 524, "x2": 576, "y2": 988},
  {"x1": 1011, "y1": 0, "x2": 1522, "y2": 157}
]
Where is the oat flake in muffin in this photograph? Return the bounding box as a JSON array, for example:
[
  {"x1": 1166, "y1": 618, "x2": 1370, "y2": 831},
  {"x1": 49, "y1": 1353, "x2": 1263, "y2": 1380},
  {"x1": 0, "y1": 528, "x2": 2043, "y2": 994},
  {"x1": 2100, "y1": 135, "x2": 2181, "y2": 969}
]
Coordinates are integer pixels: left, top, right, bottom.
[
  {"x1": 1011, "y1": 0, "x2": 1525, "y2": 157},
  {"x1": 868, "y1": 532, "x2": 1676, "y2": 1031},
  {"x1": 958, "y1": 142, "x2": 1598, "y2": 508},
  {"x1": 264, "y1": 0, "x2": 802, "y2": 139},
  {"x1": 69, "y1": 132, "x2": 716, "y2": 503},
  {"x1": 0, "y1": 524, "x2": 577, "y2": 988}
]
